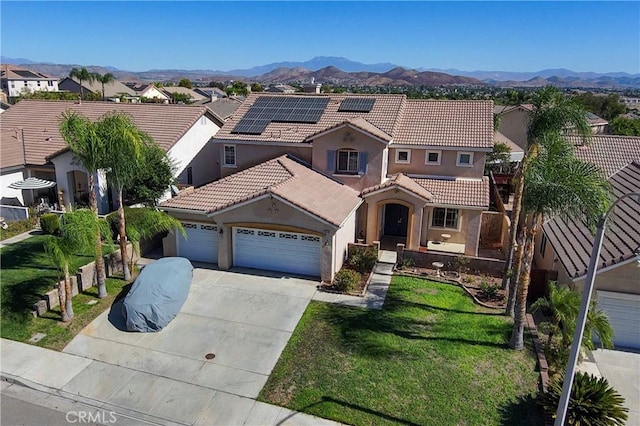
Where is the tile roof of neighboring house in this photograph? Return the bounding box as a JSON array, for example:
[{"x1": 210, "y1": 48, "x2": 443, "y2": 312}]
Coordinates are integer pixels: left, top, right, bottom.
[
  {"x1": 60, "y1": 77, "x2": 137, "y2": 97},
  {"x1": 495, "y1": 104, "x2": 534, "y2": 115},
  {"x1": 203, "y1": 98, "x2": 242, "y2": 122},
  {"x1": 586, "y1": 112, "x2": 608, "y2": 126},
  {"x1": 161, "y1": 87, "x2": 207, "y2": 103},
  {"x1": 265, "y1": 84, "x2": 296, "y2": 93},
  {"x1": 570, "y1": 135, "x2": 640, "y2": 176},
  {"x1": 0, "y1": 99, "x2": 211, "y2": 169},
  {"x1": 361, "y1": 173, "x2": 434, "y2": 201},
  {"x1": 543, "y1": 161, "x2": 640, "y2": 279},
  {"x1": 304, "y1": 116, "x2": 392, "y2": 143},
  {"x1": 160, "y1": 155, "x2": 361, "y2": 227},
  {"x1": 412, "y1": 177, "x2": 490, "y2": 208},
  {"x1": 215, "y1": 93, "x2": 493, "y2": 149},
  {"x1": 394, "y1": 100, "x2": 494, "y2": 148},
  {"x1": 194, "y1": 87, "x2": 226, "y2": 98},
  {"x1": 494, "y1": 130, "x2": 524, "y2": 155},
  {"x1": 1, "y1": 64, "x2": 57, "y2": 81}
]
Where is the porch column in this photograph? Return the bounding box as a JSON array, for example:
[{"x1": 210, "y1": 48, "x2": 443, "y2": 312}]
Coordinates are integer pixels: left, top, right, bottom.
[
  {"x1": 365, "y1": 201, "x2": 378, "y2": 245},
  {"x1": 408, "y1": 205, "x2": 422, "y2": 251}
]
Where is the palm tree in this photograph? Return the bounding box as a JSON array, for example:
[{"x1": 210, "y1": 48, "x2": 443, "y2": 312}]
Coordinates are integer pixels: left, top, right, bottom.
[
  {"x1": 509, "y1": 133, "x2": 610, "y2": 350},
  {"x1": 503, "y1": 87, "x2": 593, "y2": 317},
  {"x1": 44, "y1": 210, "x2": 98, "y2": 321},
  {"x1": 59, "y1": 111, "x2": 109, "y2": 298},
  {"x1": 69, "y1": 67, "x2": 96, "y2": 100},
  {"x1": 95, "y1": 112, "x2": 152, "y2": 281},
  {"x1": 94, "y1": 72, "x2": 115, "y2": 101},
  {"x1": 531, "y1": 282, "x2": 581, "y2": 348}
]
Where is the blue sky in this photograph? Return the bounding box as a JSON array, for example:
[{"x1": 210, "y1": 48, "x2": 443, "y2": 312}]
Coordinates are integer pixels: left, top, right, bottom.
[{"x1": 2, "y1": 1, "x2": 638, "y2": 73}]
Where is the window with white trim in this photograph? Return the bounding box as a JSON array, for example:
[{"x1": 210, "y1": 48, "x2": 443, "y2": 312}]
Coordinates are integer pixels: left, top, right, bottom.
[
  {"x1": 395, "y1": 149, "x2": 411, "y2": 164},
  {"x1": 431, "y1": 207, "x2": 459, "y2": 229},
  {"x1": 223, "y1": 145, "x2": 236, "y2": 166},
  {"x1": 425, "y1": 150, "x2": 441, "y2": 165},
  {"x1": 337, "y1": 149, "x2": 359, "y2": 174},
  {"x1": 456, "y1": 152, "x2": 474, "y2": 167}
]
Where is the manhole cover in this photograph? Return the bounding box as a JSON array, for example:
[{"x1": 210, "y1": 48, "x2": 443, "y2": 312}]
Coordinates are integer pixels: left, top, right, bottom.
[{"x1": 205, "y1": 353, "x2": 216, "y2": 360}]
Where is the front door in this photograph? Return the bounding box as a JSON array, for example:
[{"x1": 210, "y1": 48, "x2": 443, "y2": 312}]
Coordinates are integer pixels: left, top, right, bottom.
[{"x1": 383, "y1": 204, "x2": 409, "y2": 237}]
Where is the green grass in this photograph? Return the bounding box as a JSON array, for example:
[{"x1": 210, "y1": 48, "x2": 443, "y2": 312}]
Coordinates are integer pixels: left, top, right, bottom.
[
  {"x1": 1, "y1": 234, "x2": 124, "y2": 349},
  {"x1": 0, "y1": 219, "x2": 35, "y2": 241},
  {"x1": 260, "y1": 275, "x2": 543, "y2": 426}
]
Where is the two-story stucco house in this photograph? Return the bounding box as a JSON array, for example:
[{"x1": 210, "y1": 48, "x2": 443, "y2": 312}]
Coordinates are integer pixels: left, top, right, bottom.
[
  {"x1": 1, "y1": 64, "x2": 59, "y2": 98},
  {"x1": 161, "y1": 93, "x2": 493, "y2": 282}
]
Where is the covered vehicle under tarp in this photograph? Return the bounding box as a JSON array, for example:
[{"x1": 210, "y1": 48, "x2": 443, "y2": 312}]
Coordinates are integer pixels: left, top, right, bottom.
[{"x1": 122, "y1": 257, "x2": 193, "y2": 332}]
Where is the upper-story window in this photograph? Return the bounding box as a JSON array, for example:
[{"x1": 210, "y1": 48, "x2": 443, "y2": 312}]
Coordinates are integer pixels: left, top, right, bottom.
[
  {"x1": 456, "y1": 151, "x2": 474, "y2": 167},
  {"x1": 48, "y1": 81, "x2": 54, "y2": 87},
  {"x1": 425, "y1": 150, "x2": 441, "y2": 165},
  {"x1": 37, "y1": 81, "x2": 41, "y2": 87},
  {"x1": 223, "y1": 145, "x2": 236, "y2": 167},
  {"x1": 337, "y1": 149, "x2": 359, "y2": 174},
  {"x1": 395, "y1": 149, "x2": 411, "y2": 164},
  {"x1": 431, "y1": 207, "x2": 459, "y2": 229}
]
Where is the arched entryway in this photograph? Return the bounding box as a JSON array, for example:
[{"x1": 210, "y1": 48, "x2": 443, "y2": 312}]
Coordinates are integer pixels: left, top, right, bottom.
[{"x1": 380, "y1": 202, "x2": 410, "y2": 249}]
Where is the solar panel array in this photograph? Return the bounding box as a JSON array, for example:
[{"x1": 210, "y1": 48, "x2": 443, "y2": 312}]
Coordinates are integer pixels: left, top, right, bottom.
[
  {"x1": 13, "y1": 70, "x2": 42, "y2": 78},
  {"x1": 338, "y1": 98, "x2": 376, "y2": 112},
  {"x1": 232, "y1": 96, "x2": 330, "y2": 135}
]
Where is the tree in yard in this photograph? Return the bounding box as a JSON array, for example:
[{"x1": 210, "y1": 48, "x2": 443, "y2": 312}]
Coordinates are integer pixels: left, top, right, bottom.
[
  {"x1": 225, "y1": 81, "x2": 249, "y2": 97},
  {"x1": 169, "y1": 92, "x2": 192, "y2": 104},
  {"x1": 95, "y1": 112, "x2": 153, "y2": 281},
  {"x1": 609, "y1": 116, "x2": 640, "y2": 136},
  {"x1": 44, "y1": 209, "x2": 105, "y2": 321},
  {"x1": 59, "y1": 111, "x2": 109, "y2": 297},
  {"x1": 484, "y1": 142, "x2": 512, "y2": 175},
  {"x1": 178, "y1": 78, "x2": 193, "y2": 89},
  {"x1": 509, "y1": 133, "x2": 610, "y2": 350},
  {"x1": 69, "y1": 67, "x2": 96, "y2": 100},
  {"x1": 94, "y1": 72, "x2": 116, "y2": 101},
  {"x1": 250, "y1": 83, "x2": 264, "y2": 92},
  {"x1": 124, "y1": 143, "x2": 176, "y2": 207},
  {"x1": 503, "y1": 87, "x2": 593, "y2": 317}
]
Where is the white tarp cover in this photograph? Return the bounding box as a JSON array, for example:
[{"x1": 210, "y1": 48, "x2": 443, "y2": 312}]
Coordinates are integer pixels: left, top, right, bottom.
[
  {"x1": 8, "y1": 177, "x2": 56, "y2": 190},
  {"x1": 122, "y1": 257, "x2": 193, "y2": 332}
]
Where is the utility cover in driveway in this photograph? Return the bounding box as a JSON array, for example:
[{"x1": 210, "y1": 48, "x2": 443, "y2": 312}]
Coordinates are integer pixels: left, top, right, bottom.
[
  {"x1": 233, "y1": 227, "x2": 321, "y2": 277},
  {"x1": 177, "y1": 222, "x2": 218, "y2": 263}
]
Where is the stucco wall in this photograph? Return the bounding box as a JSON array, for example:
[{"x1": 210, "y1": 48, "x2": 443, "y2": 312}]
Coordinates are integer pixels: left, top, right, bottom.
[
  {"x1": 311, "y1": 127, "x2": 386, "y2": 192},
  {"x1": 333, "y1": 210, "x2": 357, "y2": 275},
  {"x1": 0, "y1": 169, "x2": 26, "y2": 204},
  {"x1": 572, "y1": 262, "x2": 640, "y2": 296},
  {"x1": 168, "y1": 115, "x2": 220, "y2": 186},
  {"x1": 421, "y1": 207, "x2": 482, "y2": 256},
  {"x1": 497, "y1": 109, "x2": 529, "y2": 150},
  {"x1": 363, "y1": 190, "x2": 425, "y2": 250},
  {"x1": 219, "y1": 143, "x2": 312, "y2": 178},
  {"x1": 387, "y1": 148, "x2": 486, "y2": 179}
]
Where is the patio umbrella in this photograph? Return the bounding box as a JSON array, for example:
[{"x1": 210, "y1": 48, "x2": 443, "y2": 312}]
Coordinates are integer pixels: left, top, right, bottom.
[{"x1": 8, "y1": 177, "x2": 56, "y2": 190}]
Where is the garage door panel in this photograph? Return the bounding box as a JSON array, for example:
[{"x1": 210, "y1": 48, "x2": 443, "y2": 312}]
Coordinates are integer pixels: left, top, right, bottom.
[
  {"x1": 177, "y1": 223, "x2": 218, "y2": 263},
  {"x1": 597, "y1": 291, "x2": 640, "y2": 349},
  {"x1": 233, "y1": 227, "x2": 321, "y2": 277}
]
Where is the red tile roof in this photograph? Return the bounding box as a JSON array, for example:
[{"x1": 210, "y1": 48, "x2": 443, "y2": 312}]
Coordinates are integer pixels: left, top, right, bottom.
[
  {"x1": 570, "y1": 135, "x2": 640, "y2": 176},
  {"x1": 412, "y1": 177, "x2": 490, "y2": 208},
  {"x1": 160, "y1": 155, "x2": 361, "y2": 227},
  {"x1": 0, "y1": 100, "x2": 211, "y2": 169},
  {"x1": 361, "y1": 173, "x2": 434, "y2": 201}
]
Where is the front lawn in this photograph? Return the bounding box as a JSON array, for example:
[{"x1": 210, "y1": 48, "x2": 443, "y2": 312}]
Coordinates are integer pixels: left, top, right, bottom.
[
  {"x1": 260, "y1": 275, "x2": 542, "y2": 425},
  {"x1": 1, "y1": 234, "x2": 125, "y2": 350}
]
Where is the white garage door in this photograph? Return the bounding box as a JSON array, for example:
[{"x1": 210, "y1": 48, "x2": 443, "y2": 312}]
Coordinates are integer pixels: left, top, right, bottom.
[
  {"x1": 177, "y1": 222, "x2": 218, "y2": 263},
  {"x1": 233, "y1": 227, "x2": 321, "y2": 277},
  {"x1": 597, "y1": 291, "x2": 640, "y2": 349}
]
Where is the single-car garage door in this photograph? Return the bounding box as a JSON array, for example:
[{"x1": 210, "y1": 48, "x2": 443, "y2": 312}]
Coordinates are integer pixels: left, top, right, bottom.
[
  {"x1": 177, "y1": 222, "x2": 218, "y2": 263},
  {"x1": 233, "y1": 227, "x2": 321, "y2": 277},
  {"x1": 597, "y1": 291, "x2": 640, "y2": 349}
]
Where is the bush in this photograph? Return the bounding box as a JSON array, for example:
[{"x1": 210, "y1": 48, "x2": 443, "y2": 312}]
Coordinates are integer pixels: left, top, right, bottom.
[
  {"x1": 40, "y1": 213, "x2": 61, "y2": 235},
  {"x1": 538, "y1": 372, "x2": 628, "y2": 425},
  {"x1": 334, "y1": 269, "x2": 361, "y2": 293},
  {"x1": 479, "y1": 281, "x2": 501, "y2": 301},
  {"x1": 453, "y1": 255, "x2": 471, "y2": 273},
  {"x1": 398, "y1": 257, "x2": 416, "y2": 269},
  {"x1": 348, "y1": 246, "x2": 378, "y2": 273}
]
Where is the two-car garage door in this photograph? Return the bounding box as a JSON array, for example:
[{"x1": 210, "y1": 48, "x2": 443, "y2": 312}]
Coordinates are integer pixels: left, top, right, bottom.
[
  {"x1": 177, "y1": 222, "x2": 218, "y2": 263},
  {"x1": 233, "y1": 227, "x2": 321, "y2": 277},
  {"x1": 597, "y1": 291, "x2": 640, "y2": 349}
]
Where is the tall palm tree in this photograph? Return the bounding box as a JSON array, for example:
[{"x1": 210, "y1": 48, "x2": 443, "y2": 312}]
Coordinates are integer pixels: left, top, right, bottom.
[
  {"x1": 59, "y1": 111, "x2": 109, "y2": 298},
  {"x1": 531, "y1": 282, "x2": 581, "y2": 348},
  {"x1": 95, "y1": 112, "x2": 152, "y2": 281},
  {"x1": 509, "y1": 134, "x2": 610, "y2": 350},
  {"x1": 69, "y1": 67, "x2": 96, "y2": 100},
  {"x1": 44, "y1": 210, "x2": 98, "y2": 321},
  {"x1": 94, "y1": 72, "x2": 115, "y2": 101},
  {"x1": 503, "y1": 87, "x2": 593, "y2": 317}
]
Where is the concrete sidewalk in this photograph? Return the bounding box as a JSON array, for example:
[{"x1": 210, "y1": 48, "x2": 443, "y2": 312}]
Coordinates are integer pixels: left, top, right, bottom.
[
  {"x1": 0, "y1": 229, "x2": 42, "y2": 248},
  {"x1": 1, "y1": 338, "x2": 340, "y2": 425}
]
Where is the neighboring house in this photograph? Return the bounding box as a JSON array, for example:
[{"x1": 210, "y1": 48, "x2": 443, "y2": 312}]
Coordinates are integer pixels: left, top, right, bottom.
[
  {"x1": 160, "y1": 93, "x2": 493, "y2": 281},
  {"x1": 494, "y1": 104, "x2": 608, "y2": 150},
  {"x1": 124, "y1": 82, "x2": 170, "y2": 103},
  {"x1": 0, "y1": 100, "x2": 10, "y2": 113},
  {"x1": 0, "y1": 99, "x2": 223, "y2": 213},
  {"x1": 534, "y1": 135, "x2": 640, "y2": 349},
  {"x1": 58, "y1": 77, "x2": 139, "y2": 101},
  {"x1": 265, "y1": 84, "x2": 296, "y2": 94},
  {"x1": 1, "y1": 64, "x2": 59, "y2": 98},
  {"x1": 193, "y1": 87, "x2": 226, "y2": 100},
  {"x1": 161, "y1": 87, "x2": 206, "y2": 104},
  {"x1": 202, "y1": 97, "x2": 242, "y2": 123}
]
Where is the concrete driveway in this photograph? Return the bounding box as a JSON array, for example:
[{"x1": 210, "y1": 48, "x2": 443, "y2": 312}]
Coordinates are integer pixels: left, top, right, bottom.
[
  {"x1": 592, "y1": 349, "x2": 640, "y2": 425},
  {"x1": 63, "y1": 267, "x2": 318, "y2": 400}
]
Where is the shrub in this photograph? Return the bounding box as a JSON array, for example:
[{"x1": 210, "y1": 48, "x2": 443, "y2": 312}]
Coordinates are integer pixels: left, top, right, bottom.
[
  {"x1": 398, "y1": 257, "x2": 416, "y2": 269},
  {"x1": 538, "y1": 372, "x2": 628, "y2": 425},
  {"x1": 453, "y1": 255, "x2": 471, "y2": 273},
  {"x1": 348, "y1": 246, "x2": 378, "y2": 273},
  {"x1": 40, "y1": 213, "x2": 61, "y2": 235},
  {"x1": 479, "y1": 281, "x2": 501, "y2": 301},
  {"x1": 334, "y1": 269, "x2": 361, "y2": 293}
]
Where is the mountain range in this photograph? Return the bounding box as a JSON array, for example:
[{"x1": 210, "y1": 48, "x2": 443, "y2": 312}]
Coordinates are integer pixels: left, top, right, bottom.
[{"x1": 2, "y1": 55, "x2": 639, "y2": 88}]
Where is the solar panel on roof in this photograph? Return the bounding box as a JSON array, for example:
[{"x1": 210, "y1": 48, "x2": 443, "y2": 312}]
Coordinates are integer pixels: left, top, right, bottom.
[
  {"x1": 338, "y1": 98, "x2": 375, "y2": 113},
  {"x1": 13, "y1": 70, "x2": 42, "y2": 78},
  {"x1": 231, "y1": 96, "x2": 330, "y2": 134}
]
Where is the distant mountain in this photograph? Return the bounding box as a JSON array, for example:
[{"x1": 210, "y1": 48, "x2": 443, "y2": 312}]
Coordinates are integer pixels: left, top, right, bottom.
[
  {"x1": 424, "y1": 67, "x2": 640, "y2": 82},
  {"x1": 1, "y1": 55, "x2": 36, "y2": 65},
  {"x1": 493, "y1": 75, "x2": 640, "y2": 89},
  {"x1": 229, "y1": 56, "x2": 400, "y2": 77}
]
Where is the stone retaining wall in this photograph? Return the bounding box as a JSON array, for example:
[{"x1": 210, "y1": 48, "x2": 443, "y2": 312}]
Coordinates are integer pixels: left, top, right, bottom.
[{"x1": 396, "y1": 244, "x2": 505, "y2": 277}]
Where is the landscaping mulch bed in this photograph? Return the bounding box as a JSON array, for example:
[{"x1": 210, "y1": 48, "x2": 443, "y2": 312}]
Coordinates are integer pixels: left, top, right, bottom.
[{"x1": 318, "y1": 270, "x2": 371, "y2": 296}]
